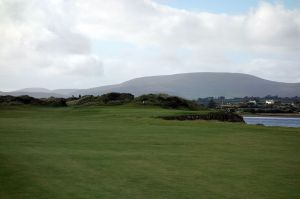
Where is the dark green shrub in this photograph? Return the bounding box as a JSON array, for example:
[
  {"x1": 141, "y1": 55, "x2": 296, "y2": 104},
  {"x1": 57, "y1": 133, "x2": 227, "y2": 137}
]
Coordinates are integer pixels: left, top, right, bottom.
[
  {"x1": 101, "y1": 93, "x2": 134, "y2": 104},
  {"x1": 72, "y1": 95, "x2": 103, "y2": 105},
  {"x1": 135, "y1": 93, "x2": 201, "y2": 110},
  {"x1": 207, "y1": 99, "x2": 217, "y2": 109},
  {"x1": 161, "y1": 111, "x2": 244, "y2": 123},
  {"x1": 45, "y1": 97, "x2": 67, "y2": 107},
  {"x1": 0, "y1": 95, "x2": 44, "y2": 105}
]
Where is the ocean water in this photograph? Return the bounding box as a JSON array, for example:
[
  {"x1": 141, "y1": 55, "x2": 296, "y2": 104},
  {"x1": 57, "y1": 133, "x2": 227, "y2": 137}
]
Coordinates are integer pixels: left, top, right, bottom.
[{"x1": 243, "y1": 116, "x2": 300, "y2": 128}]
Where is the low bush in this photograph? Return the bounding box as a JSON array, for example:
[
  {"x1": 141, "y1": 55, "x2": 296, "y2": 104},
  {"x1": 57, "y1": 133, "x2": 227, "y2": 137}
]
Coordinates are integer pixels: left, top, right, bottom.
[
  {"x1": 68, "y1": 93, "x2": 134, "y2": 106},
  {"x1": 135, "y1": 93, "x2": 202, "y2": 110},
  {"x1": 161, "y1": 111, "x2": 244, "y2": 123},
  {"x1": 45, "y1": 97, "x2": 67, "y2": 107},
  {"x1": 0, "y1": 95, "x2": 67, "y2": 107},
  {"x1": 101, "y1": 93, "x2": 134, "y2": 104},
  {"x1": 0, "y1": 95, "x2": 44, "y2": 105}
]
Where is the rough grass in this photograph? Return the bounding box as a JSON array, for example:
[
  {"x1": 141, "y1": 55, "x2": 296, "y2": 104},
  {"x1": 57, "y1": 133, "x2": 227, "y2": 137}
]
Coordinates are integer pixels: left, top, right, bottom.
[{"x1": 0, "y1": 105, "x2": 299, "y2": 199}]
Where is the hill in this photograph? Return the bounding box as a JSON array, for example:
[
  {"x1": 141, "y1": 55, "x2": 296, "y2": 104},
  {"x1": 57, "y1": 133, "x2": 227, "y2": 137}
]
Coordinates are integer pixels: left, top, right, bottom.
[
  {"x1": 0, "y1": 91, "x2": 64, "y2": 98},
  {"x1": 70, "y1": 73, "x2": 300, "y2": 99},
  {"x1": 1, "y1": 73, "x2": 300, "y2": 99}
]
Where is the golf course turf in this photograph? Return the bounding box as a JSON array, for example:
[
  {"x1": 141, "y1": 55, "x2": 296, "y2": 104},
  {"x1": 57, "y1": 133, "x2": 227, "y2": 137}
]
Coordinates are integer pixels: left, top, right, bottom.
[{"x1": 0, "y1": 105, "x2": 299, "y2": 199}]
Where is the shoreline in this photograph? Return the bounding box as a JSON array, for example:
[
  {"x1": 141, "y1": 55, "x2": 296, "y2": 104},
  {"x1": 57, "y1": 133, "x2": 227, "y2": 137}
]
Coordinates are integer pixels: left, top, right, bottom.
[{"x1": 242, "y1": 113, "x2": 300, "y2": 118}]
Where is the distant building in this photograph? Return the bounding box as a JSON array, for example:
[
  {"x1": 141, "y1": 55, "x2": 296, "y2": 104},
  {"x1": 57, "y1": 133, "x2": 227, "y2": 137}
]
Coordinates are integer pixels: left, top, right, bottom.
[
  {"x1": 265, "y1": 100, "x2": 275, "y2": 105},
  {"x1": 248, "y1": 100, "x2": 257, "y2": 105}
]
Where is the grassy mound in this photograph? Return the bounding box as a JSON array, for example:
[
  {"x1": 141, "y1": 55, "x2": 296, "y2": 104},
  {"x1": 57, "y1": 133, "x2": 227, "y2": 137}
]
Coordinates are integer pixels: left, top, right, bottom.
[
  {"x1": 1, "y1": 93, "x2": 202, "y2": 111},
  {"x1": 67, "y1": 93, "x2": 135, "y2": 106},
  {"x1": 0, "y1": 95, "x2": 66, "y2": 107},
  {"x1": 135, "y1": 93, "x2": 201, "y2": 110}
]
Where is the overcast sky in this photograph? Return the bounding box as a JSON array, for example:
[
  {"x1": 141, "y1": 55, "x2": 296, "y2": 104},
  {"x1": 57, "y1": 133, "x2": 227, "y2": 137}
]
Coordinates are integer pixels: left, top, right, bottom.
[{"x1": 0, "y1": 0, "x2": 300, "y2": 91}]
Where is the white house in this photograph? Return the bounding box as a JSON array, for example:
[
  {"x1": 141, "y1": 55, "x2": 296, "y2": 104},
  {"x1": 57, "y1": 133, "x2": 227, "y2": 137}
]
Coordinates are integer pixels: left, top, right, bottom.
[
  {"x1": 265, "y1": 100, "x2": 275, "y2": 105},
  {"x1": 248, "y1": 100, "x2": 257, "y2": 105}
]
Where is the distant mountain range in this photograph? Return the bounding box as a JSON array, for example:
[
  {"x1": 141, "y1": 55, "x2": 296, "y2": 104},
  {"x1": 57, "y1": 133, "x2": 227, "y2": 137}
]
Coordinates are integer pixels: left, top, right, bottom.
[{"x1": 1, "y1": 73, "x2": 300, "y2": 99}]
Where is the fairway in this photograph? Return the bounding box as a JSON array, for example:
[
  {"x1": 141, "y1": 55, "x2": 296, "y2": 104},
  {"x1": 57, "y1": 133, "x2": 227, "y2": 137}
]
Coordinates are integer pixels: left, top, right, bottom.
[{"x1": 0, "y1": 106, "x2": 300, "y2": 199}]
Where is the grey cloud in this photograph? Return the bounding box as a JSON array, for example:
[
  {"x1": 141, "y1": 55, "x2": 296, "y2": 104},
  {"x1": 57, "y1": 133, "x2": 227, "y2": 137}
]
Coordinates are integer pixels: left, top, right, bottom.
[{"x1": 0, "y1": 0, "x2": 103, "y2": 86}]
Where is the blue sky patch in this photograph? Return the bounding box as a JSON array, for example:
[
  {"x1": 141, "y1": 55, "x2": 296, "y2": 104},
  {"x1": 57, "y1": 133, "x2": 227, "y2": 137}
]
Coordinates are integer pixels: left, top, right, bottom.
[{"x1": 154, "y1": 0, "x2": 299, "y2": 14}]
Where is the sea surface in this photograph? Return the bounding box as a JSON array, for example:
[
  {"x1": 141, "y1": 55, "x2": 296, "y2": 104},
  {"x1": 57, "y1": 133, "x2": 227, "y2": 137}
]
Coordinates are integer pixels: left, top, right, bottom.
[{"x1": 243, "y1": 116, "x2": 300, "y2": 128}]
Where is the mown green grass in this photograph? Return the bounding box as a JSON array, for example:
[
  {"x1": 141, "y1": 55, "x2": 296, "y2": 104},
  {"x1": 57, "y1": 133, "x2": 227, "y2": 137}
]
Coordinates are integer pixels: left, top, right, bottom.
[{"x1": 0, "y1": 105, "x2": 299, "y2": 199}]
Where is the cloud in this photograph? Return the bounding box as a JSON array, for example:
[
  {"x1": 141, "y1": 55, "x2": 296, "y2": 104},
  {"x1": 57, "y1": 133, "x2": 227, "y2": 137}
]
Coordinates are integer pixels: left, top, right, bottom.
[
  {"x1": 0, "y1": 0, "x2": 103, "y2": 89},
  {"x1": 245, "y1": 2, "x2": 300, "y2": 53},
  {"x1": 0, "y1": 0, "x2": 299, "y2": 90},
  {"x1": 75, "y1": 1, "x2": 300, "y2": 52},
  {"x1": 242, "y1": 58, "x2": 300, "y2": 83}
]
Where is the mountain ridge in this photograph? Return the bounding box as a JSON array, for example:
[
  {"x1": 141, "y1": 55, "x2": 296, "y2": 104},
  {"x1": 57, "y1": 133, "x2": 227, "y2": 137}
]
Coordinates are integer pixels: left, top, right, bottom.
[{"x1": 1, "y1": 72, "x2": 299, "y2": 99}]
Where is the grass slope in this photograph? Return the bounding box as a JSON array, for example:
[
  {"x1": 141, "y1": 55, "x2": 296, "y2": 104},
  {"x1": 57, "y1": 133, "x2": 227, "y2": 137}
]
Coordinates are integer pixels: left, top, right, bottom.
[{"x1": 0, "y1": 105, "x2": 299, "y2": 199}]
